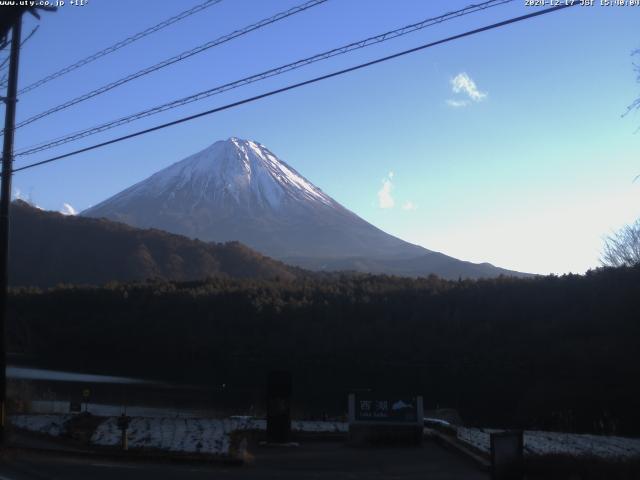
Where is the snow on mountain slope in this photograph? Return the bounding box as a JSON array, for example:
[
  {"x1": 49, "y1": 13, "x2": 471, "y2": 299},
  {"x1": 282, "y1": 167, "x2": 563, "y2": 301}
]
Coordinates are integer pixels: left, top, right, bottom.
[{"x1": 107, "y1": 138, "x2": 333, "y2": 211}]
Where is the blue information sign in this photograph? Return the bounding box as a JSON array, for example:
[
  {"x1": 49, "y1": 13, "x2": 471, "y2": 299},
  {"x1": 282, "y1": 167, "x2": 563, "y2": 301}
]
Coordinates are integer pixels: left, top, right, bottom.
[{"x1": 354, "y1": 396, "x2": 418, "y2": 422}]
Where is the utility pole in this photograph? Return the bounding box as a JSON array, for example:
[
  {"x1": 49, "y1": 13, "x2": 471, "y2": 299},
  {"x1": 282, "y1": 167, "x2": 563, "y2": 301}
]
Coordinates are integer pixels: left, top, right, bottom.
[
  {"x1": 0, "y1": 4, "x2": 54, "y2": 447},
  {"x1": 0, "y1": 11, "x2": 23, "y2": 446}
]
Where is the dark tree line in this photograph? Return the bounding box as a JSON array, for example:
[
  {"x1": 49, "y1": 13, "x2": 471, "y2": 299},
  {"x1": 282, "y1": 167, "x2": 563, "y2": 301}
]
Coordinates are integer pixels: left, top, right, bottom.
[{"x1": 7, "y1": 266, "x2": 640, "y2": 435}]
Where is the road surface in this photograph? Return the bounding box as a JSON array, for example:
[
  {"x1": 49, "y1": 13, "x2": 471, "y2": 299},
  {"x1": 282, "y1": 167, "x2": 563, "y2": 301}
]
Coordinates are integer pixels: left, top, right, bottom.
[{"x1": 0, "y1": 439, "x2": 488, "y2": 479}]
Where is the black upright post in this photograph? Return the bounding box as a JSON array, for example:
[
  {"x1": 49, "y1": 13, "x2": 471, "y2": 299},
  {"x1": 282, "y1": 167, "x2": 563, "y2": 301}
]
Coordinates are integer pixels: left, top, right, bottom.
[
  {"x1": 0, "y1": 13, "x2": 22, "y2": 446},
  {"x1": 266, "y1": 370, "x2": 292, "y2": 443}
]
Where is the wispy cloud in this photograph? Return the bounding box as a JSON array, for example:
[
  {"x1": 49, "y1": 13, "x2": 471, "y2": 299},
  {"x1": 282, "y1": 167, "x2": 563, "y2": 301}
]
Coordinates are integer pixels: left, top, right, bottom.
[
  {"x1": 446, "y1": 99, "x2": 469, "y2": 108},
  {"x1": 447, "y1": 72, "x2": 486, "y2": 107},
  {"x1": 60, "y1": 203, "x2": 77, "y2": 216},
  {"x1": 377, "y1": 173, "x2": 415, "y2": 211},
  {"x1": 402, "y1": 201, "x2": 417, "y2": 211},
  {"x1": 377, "y1": 172, "x2": 395, "y2": 209}
]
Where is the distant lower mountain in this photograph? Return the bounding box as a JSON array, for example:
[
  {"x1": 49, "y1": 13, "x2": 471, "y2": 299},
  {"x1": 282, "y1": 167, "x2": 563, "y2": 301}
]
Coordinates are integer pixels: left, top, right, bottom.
[
  {"x1": 284, "y1": 254, "x2": 526, "y2": 279},
  {"x1": 83, "y1": 137, "x2": 529, "y2": 279},
  {"x1": 9, "y1": 200, "x2": 299, "y2": 287}
]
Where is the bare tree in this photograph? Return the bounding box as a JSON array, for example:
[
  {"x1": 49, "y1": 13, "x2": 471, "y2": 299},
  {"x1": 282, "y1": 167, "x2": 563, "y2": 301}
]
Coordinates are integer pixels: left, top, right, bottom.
[
  {"x1": 602, "y1": 50, "x2": 640, "y2": 267},
  {"x1": 602, "y1": 219, "x2": 640, "y2": 267},
  {"x1": 625, "y1": 49, "x2": 640, "y2": 119}
]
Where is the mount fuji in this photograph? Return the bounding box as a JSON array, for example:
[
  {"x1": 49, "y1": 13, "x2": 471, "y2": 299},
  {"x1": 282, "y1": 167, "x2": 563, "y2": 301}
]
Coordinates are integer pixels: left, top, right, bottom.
[{"x1": 83, "y1": 138, "x2": 526, "y2": 279}]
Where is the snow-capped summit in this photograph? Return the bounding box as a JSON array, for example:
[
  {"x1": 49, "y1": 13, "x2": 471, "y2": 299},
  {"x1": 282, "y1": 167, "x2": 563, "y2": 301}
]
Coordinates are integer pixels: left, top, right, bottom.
[
  {"x1": 83, "y1": 138, "x2": 526, "y2": 278},
  {"x1": 99, "y1": 137, "x2": 334, "y2": 213}
]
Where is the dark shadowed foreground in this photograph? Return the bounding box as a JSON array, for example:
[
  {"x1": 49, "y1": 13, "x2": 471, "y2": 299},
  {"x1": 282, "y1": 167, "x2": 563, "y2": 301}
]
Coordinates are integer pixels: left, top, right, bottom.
[
  {"x1": 0, "y1": 439, "x2": 488, "y2": 480},
  {"x1": 7, "y1": 265, "x2": 640, "y2": 435}
]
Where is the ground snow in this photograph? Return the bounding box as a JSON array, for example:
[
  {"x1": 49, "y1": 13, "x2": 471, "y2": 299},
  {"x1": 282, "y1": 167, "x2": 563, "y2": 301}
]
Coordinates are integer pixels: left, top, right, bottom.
[
  {"x1": 91, "y1": 417, "x2": 347, "y2": 455},
  {"x1": 10, "y1": 414, "x2": 71, "y2": 437},
  {"x1": 457, "y1": 427, "x2": 640, "y2": 460},
  {"x1": 14, "y1": 413, "x2": 638, "y2": 461},
  {"x1": 424, "y1": 417, "x2": 452, "y2": 427},
  {"x1": 91, "y1": 417, "x2": 233, "y2": 455},
  {"x1": 293, "y1": 420, "x2": 348, "y2": 433},
  {"x1": 11, "y1": 414, "x2": 347, "y2": 457}
]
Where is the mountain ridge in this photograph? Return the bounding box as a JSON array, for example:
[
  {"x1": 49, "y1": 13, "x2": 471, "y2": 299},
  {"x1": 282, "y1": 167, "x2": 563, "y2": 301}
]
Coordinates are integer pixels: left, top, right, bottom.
[{"x1": 9, "y1": 200, "x2": 301, "y2": 287}]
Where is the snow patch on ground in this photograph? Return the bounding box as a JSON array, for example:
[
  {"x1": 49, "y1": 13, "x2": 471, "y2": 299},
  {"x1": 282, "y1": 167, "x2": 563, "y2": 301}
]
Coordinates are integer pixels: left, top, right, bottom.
[
  {"x1": 424, "y1": 417, "x2": 452, "y2": 427},
  {"x1": 292, "y1": 420, "x2": 348, "y2": 433},
  {"x1": 91, "y1": 417, "x2": 347, "y2": 455},
  {"x1": 11, "y1": 414, "x2": 347, "y2": 457},
  {"x1": 91, "y1": 417, "x2": 233, "y2": 455},
  {"x1": 10, "y1": 414, "x2": 72, "y2": 437},
  {"x1": 457, "y1": 427, "x2": 640, "y2": 460}
]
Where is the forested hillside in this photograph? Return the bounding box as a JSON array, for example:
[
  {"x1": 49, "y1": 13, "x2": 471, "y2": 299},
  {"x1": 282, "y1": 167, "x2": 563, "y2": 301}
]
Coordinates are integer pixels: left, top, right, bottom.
[{"x1": 9, "y1": 200, "x2": 301, "y2": 286}]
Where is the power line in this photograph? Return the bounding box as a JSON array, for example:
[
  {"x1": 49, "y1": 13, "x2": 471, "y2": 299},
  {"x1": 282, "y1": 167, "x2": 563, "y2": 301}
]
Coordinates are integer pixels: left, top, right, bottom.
[
  {"x1": 0, "y1": 25, "x2": 39, "y2": 85},
  {"x1": 16, "y1": 0, "x2": 224, "y2": 95},
  {"x1": 11, "y1": 3, "x2": 577, "y2": 176},
  {"x1": 15, "y1": 0, "x2": 514, "y2": 158},
  {"x1": 19, "y1": 24, "x2": 39, "y2": 49},
  {"x1": 9, "y1": 0, "x2": 327, "y2": 132}
]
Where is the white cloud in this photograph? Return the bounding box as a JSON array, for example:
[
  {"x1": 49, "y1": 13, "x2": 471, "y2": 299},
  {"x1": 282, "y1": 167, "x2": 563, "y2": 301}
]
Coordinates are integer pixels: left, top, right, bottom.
[
  {"x1": 12, "y1": 188, "x2": 42, "y2": 209},
  {"x1": 448, "y1": 72, "x2": 486, "y2": 106},
  {"x1": 377, "y1": 172, "x2": 395, "y2": 209},
  {"x1": 402, "y1": 201, "x2": 417, "y2": 211},
  {"x1": 446, "y1": 99, "x2": 469, "y2": 108},
  {"x1": 60, "y1": 203, "x2": 77, "y2": 216}
]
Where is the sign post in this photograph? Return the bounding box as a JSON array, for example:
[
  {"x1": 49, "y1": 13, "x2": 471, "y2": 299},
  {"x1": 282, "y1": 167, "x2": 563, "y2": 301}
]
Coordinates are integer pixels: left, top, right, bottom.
[
  {"x1": 82, "y1": 388, "x2": 90, "y2": 413},
  {"x1": 117, "y1": 414, "x2": 131, "y2": 451}
]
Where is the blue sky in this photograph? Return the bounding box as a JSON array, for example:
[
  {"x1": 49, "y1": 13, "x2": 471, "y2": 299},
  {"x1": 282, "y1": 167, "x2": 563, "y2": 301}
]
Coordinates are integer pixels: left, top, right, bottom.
[{"x1": 6, "y1": 0, "x2": 640, "y2": 275}]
